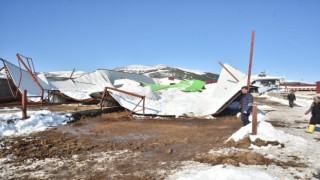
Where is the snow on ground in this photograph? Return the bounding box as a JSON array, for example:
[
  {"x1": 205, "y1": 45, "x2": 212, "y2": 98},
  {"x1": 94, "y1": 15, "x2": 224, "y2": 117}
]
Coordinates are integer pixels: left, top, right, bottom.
[
  {"x1": 228, "y1": 120, "x2": 287, "y2": 144},
  {"x1": 169, "y1": 93, "x2": 320, "y2": 179},
  {"x1": 168, "y1": 162, "x2": 278, "y2": 180},
  {"x1": 0, "y1": 107, "x2": 21, "y2": 112},
  {"x1": 261, "y1": 93, "x2": 313, "y2": 107},
  {"x1": 0, "y1": 110, "x2": 73, "y2": 136}
]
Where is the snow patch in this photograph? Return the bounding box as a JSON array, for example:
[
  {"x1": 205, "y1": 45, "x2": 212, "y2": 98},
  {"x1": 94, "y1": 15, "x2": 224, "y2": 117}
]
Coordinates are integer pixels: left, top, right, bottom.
[
  {"x1": 228, "y1": 121, "x2": 287, "y2": 144},
  {"x1": 0, "y1": 110, "x2": 73, "y2": 136},
  {"x1": 167, "y1": 162, "x2": 278, "y2": 180}
]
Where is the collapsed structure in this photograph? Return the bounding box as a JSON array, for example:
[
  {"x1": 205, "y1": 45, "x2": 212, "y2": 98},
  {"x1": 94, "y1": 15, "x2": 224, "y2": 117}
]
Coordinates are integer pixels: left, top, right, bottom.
[{"x1": 0, "y1": 55, "x2": 248, "y2": 118}]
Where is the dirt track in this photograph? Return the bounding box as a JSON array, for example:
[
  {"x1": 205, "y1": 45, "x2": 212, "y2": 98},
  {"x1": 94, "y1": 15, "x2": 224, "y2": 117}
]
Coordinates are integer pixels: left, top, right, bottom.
[{"x1": 0, "y1": 110, "x2": 244, "y2": 179}]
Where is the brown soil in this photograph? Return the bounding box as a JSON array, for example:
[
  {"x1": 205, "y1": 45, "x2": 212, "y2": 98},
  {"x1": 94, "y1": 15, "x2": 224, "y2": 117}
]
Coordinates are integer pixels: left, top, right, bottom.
[
  {"x1": 195, "y1": 151, "x2": 306, "y2": 168},
  {"x1": 226, "y1": 136, "x2": 284, "y2": 149},
  {"x1": 0, "y1": 112, "x2": 244, "y2": 179}
]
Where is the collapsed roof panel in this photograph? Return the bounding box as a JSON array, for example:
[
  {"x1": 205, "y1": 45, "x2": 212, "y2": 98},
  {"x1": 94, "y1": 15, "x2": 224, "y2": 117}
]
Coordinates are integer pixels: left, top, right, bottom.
[
  {"x1": 1, "y1": 58, "x2": 248, "y2": 117},
  {"x1": 106, "y1": 64, "x2": 248, "y2": 117},
  {"x1": 2, "y1": 60, "x2": 53, "y2": 98},
  {"x1": 98, "y1": 70, "x2": 156, "y2": 87}
]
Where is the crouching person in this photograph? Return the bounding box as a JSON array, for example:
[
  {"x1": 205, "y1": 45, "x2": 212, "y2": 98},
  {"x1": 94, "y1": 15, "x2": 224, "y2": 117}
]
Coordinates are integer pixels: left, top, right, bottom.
[
  {"x1": 305, "y1": 96, "x2": 320, "y2": 133},
  {"x1": 240, "y1": 86, "x2": 253, "y2": 126}
]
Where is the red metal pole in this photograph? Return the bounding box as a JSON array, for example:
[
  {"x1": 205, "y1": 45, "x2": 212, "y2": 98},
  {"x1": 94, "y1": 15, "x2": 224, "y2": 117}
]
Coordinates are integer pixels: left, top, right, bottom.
[
  {"x1": 16, "y1": 54, "x2": 44, "y2": 102},
  {"x1": 106, "y1": 86, "x2": 145, "y2": 98},
  {"x1": 252, "y1": 105, "x2": 258, "y2": 135},
  {"x1": 218, "y1": 62, "x2": 240, "y2": 82},
  {"x1": 247, "y1": 30, "x2": 255, "y2": 89},
  {"x1": 69, "y1": 68, "x2": 76, "y2": 79},
  {"x1": 143, "y1": 97, "x2": 145, "y2": 115},
  {"x1": 22, "y1": 90, "x2": 27, "y2": 119}
]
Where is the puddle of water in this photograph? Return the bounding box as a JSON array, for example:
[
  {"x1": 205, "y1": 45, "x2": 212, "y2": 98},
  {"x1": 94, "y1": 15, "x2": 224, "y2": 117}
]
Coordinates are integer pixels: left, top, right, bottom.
[
  {"x1": 113, "y1": 133, "x2": 158, "y2": 142},
  {"x1": 58, "y1": 123, "x2": 93, "y2": 135}
]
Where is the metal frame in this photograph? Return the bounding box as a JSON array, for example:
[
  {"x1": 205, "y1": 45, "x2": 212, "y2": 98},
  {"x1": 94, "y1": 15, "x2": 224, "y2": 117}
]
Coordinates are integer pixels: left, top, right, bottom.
[
  {"x1": 100, "y1": 86, "x2": 145, "y2": 116},
  {"x1": 16, "y1": 53, "x2": 45, "y2": 103}
]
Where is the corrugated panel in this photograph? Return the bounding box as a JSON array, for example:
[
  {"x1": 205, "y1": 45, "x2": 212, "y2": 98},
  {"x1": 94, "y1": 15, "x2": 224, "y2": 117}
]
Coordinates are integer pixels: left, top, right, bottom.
[
  {"x1": 3, "y1": 60, "x2": 54, "y2": 97},
  {"x1": 98, "y1": 70, "x2": 156, "y2": 86}
]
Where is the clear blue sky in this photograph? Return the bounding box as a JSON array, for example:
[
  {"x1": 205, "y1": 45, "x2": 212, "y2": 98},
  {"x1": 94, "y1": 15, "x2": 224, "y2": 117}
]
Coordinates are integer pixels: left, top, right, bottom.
[{"x1": 1, "y1": 0, "x2": 319, "y2": 82}]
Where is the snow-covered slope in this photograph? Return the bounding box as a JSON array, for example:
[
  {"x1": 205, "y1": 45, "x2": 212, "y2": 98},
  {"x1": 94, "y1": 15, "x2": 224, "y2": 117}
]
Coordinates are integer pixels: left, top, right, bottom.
[{"x1": 113, "y1": 65, "x2": 219, "y2": 82}]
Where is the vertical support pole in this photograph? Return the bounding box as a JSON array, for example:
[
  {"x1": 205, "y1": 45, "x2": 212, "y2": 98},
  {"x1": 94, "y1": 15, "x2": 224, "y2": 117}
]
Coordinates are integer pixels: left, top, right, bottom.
[
  {"x1": 22, "y1": 90, "x2": 27, "y2": 119},
  {"x1": 143, "y1": 97, "x2": 145, "y2": 116},
  {"x1": 252, "y1": 105, "x2": 258, "y2": 135},
  {"x1": 247, "y1": 30, "x2": 255, "y2": 89},
  {"x1": 100, "y1": 87, "x2": 108, "y2": 110},
  {"x1": 69, "y1": 68, "x2": 76, "y2": 79}
]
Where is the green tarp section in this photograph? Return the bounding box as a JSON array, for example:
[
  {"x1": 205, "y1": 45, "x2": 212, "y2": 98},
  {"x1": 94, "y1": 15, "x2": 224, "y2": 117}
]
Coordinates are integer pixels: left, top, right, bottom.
[{"x1": 143, "y1": 79, "x2": 205, "y2": 92}]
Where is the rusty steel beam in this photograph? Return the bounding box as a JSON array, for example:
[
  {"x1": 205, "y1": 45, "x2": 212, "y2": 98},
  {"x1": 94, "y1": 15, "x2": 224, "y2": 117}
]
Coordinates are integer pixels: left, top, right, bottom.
[
  {"x1": 218, "y1": 62, "x2": 240, "y2": 82},
  {"x1": 69, "y1": 68, "x2": 76, "y2": 79},
  {"x1": 143, "y1": 97, "x2": 145, "y2": 115},
  {"x1": 0, "y1": 101, "x2": 99, "y2": 108},
  {"x1": 16, "y1": 53, "x2": 44, "y2": 102},
  {"x1": 247, "y1": 31, "x2": 255, "y2": 89},
  {"x1": 101, "y1": 86, "x2": 146, "y2": 117},
  {"x1": 128, "y1": 98, "x2": 144, "y2": 116},
  {"x1": 213, "y1": 91, "x2": 241, "y2": 115},
  {"x1": 22, "y1": 90, "x2": 27, "y2": 119},
  {"x1": 0, "y1": 66, "x2": 4, "y2": 72},
  {"x1": 100, "y1": 87, "x2": 109, "y2": 110},
  {"x1": 106, "y1": 86, "x2": 145, "y2": 98},
  {"x1": 252, "y1": 105, "x2": 258, "y2": 135}
]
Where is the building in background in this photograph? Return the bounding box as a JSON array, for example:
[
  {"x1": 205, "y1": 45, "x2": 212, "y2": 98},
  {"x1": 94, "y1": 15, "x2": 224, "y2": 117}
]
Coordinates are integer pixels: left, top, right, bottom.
[{"x1": 251, "y1": 71, "x2": 284, "y2": 95}]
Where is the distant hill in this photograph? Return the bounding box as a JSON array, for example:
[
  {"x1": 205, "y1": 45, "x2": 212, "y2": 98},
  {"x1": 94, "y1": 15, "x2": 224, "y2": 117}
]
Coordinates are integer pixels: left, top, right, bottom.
[
  {"x1": 0, "y1": 65, "x2": 219, "y2": 82},
  {"x1": 113, "y1": 65, "x2": 219, "y2": 82}
]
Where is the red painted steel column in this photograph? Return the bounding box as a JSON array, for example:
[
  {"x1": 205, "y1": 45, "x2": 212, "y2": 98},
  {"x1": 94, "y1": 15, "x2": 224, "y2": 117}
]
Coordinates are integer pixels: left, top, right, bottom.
[
  {"x1": 252, "y1": 105, "x2": 258, "y2": 135},
  {"x1": 247, "y1": 31, "x2": 255, "y2": 89},
  {"x1": 316, "y1": 81, "x2": 320, "y2": 94},
  {"x1": 69, "y1": 68, "x2": 76, "y2": 79},
  {"x1": 22, "y1": 90, "x2": 27, "y2": 119}
]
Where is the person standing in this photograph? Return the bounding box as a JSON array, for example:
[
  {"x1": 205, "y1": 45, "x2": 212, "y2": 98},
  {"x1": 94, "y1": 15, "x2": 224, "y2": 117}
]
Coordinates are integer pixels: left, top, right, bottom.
[
  {"x1": 240, "y1": 86, "x2": 253, "y2": 126},
  {"x1": 305, "y1": 96, "x2": 320, "y2": 133},
  {"x1": 287, "y1": 91, "x2": 296, "y2": 108}
]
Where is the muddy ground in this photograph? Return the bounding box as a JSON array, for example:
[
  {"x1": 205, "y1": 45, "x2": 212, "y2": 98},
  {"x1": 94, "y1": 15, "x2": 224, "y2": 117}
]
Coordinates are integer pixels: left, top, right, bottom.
[
  {"x1": 1, "y1": 97, "x2": 311, "y2": 179},
  {"x1": 0, "y1": 108, "x2": 245, "y2": 179}
]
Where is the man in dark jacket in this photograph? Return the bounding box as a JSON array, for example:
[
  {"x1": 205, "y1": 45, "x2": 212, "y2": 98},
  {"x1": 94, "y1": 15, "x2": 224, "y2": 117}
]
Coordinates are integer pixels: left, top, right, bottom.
[
  {"x1": 287, "y1": 91, "x2": 296, "y2": 108},
  {"x1": 240, "y1": 86, "x2": 253, "y2": 126},
  {"x1": 305, "y1": 96, "x2": 320, "y2": 133}
]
